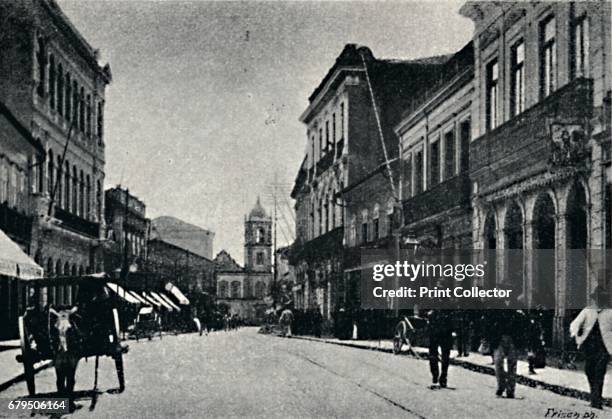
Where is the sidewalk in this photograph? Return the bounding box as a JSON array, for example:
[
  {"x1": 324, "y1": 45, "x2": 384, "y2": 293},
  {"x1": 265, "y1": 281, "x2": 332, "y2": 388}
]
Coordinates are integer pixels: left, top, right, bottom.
[{"x1": 287, "y1": 335, "x2": 611, "y2": 406}]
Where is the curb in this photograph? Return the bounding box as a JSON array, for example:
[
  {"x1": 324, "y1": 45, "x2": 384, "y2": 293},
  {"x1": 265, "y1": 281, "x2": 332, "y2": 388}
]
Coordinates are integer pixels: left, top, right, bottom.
[
  {"x1": 284, "y1": 335, "x2": 611, "y2": 407},
  {"x1": 0, "y1": 360, "x2": 53, "y2": 393}
]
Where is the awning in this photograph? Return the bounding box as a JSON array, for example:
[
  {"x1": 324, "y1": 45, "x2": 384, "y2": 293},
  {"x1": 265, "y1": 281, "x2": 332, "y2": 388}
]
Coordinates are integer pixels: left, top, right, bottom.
[
  {"x1": 0, "y1": 228, "x2": 43, "y2": 279},
  {"x1": 106, "y1": 282, "x2": 141, "y2": 304},
  {"x1": 157, "y1": 292, "x2": 181, "y2": 311},
  {"x1": 165, "y1": 282, "x2": 190, "y2": 305},
  {"x1": 128, "y1": 291, "x2": 149, "y2": 305},
  {"x1": 141, "y1": 292, "x2": 162, "y2": 308},
  {"x1": 150, "y1": 292, "x2": 174, "y2": 311},
  {"x1": 138, "y1": 306, "x2": 154, "y2": 315}
]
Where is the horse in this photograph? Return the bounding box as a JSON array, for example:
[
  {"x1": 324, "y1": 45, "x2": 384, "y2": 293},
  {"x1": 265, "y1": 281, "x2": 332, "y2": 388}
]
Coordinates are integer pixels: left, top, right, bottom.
[{"x1": 48, "y1": 306, "x2": 82, "y2": 407}]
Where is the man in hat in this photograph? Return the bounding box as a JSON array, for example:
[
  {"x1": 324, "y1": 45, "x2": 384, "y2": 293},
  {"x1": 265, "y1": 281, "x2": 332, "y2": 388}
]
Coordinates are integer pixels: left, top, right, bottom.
[
  {"x1": 486, "y1": 285, "x2": 528, "y2": 398},
  {"x1": 570, "y1": 284, "x2": 612, "y2": 409}
]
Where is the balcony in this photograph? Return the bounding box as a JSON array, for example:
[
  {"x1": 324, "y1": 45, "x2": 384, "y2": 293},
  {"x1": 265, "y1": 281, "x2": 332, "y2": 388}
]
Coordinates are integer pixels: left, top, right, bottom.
[
  {"x1": 54, "y1": 207, "x2": 100, "y2": 238},
  {"x1": 0, "y1": 203, "x2": 32, "y2": 243},
  {"x1": 316, "y1": 149, "x2": 335, "y2": 174},
  {"x1": 402, "y1": 173, "x2": 471, "y2": 225},
  {"x1": 289, "y1": 227, "x2": 343, "y2": 265},
  {"x1": 470, "y1": 78, "x2": 593, "y2": 191}
]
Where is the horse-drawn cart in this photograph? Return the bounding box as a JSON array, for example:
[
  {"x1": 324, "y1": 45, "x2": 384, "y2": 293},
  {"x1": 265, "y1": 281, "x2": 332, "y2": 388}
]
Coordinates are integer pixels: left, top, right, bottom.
[{"x1": 15, "y1": 275, "x2": 128, "y2": 396}]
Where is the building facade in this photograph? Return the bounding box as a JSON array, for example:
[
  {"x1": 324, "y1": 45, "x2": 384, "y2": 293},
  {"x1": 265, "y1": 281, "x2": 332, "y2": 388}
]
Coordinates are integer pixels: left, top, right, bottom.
[
  {"x1": 290, "y1": 44, "x2": 448, "y2": 321},
  {"x1": 460, "y1": 1, "x2": 611, "y2": 345},
  {"x1": 395, "y1": 43, "x2": 474, "y2": 254},
  {"x1": 214, "y1": 199, "x2": 274, "y2": 323},
  {"x1": 0, "y1": 0, "x2": 111, "y2": 307},
  {"x1": 104, "y1": 186, "x2": 150, "y2": 274},
  {"x1": 0, "y1": 101, "x2": 45, "y2": 339}
]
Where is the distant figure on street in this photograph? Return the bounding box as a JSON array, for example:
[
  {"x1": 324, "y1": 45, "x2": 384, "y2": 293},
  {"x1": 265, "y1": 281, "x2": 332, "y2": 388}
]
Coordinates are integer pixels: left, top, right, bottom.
[
  {"x1": 486, "y1": 291, "x2": 527, "y2": 399},
  {"x1": 279, "y1": 308, "x2": 294, "y2": 337},
  {"x1": 313, "y1": 307, "x2": 323, "y2": 338},
  {"x1": 427, "y1": 305, "x2": 454, "y2": 388},
  {"x1": 570, "y1": 285, "x2": 612, "y2": 410}
]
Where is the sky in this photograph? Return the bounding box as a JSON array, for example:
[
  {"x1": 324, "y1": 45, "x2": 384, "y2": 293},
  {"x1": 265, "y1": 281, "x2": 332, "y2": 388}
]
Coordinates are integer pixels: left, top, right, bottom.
[{"x1": 56, "y1": 0, "x2": 474, "y2": 263}]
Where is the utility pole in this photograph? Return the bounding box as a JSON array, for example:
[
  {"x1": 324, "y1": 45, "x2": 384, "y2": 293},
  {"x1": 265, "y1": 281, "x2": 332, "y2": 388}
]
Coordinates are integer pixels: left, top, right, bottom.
[
  {"x1": 273, "y1": 175, "x2": 278, "y2": 309},
  {"x1": 121, "y1": 187, "x2": 129, "y2": 284}
]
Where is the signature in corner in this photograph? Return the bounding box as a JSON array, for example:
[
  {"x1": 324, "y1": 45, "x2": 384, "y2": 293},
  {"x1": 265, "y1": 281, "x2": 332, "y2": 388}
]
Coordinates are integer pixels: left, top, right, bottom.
[{"x1": 544, "y1": 407, "x2": 599, "y2": 419}]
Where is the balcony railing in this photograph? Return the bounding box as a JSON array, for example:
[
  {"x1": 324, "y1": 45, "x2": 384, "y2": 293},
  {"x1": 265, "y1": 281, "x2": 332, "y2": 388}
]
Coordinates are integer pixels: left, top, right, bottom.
[
  {"x1": 289, "y1": 227, "x2": 343, "y2": 265},
  {"x1": 0, "y1": 202, "x2": 32, "y2": 242},
  {"x1": 470, "y1": 78, "x2": 593, "y2": 188},
  {"x1": 402, "y1": 173, "x2": 471, "y2": 225},
  {"x1": 54, "y1": 207, "x2": 100, "y2": 238}
]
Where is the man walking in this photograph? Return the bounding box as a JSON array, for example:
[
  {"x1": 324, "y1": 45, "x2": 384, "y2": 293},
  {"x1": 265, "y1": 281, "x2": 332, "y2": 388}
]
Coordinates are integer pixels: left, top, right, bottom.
[
  {"x1": 570, "y1": 285, "x2": 612, "y2": 409},
  {"x1": 428, "y1": 307, "x2": 454, "y2": 388},
  {"x1": 487, "y1": 293, "x2": 527, "y2": 398}
]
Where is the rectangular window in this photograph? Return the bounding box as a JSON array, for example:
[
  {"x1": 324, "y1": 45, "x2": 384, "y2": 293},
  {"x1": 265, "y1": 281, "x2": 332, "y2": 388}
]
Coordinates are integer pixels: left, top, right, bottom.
[
  {"x1": 373, "y1": 218, "x2": 379, "y2": 241},
  {"x1": 540, "y1": 16, "x2": 556, "y2": 98},
  {"x1": 256, "y1": 253, "x2": 264, "y2": 265},
  {"x1": 460, "y1": 120, "x2": 471, "y2": 172},
  {"x1": 361, "y1": 222, "x2": 368, "y2": 244},
  {"x1": 387, "y1": 212, "x2": 393, "y2": 237},
  {"x1": 444, "y1": 130, "x2": 455, "y2": 180},
  {"x1": 430, "y1": 140, "x2": 440, "y2": 187},
  {"x1": 97, "y1": 102, "x2": 104, "y2": 143},
  {"x1": 414, "y1": 150, "x2": 423, "y2": 194},
  {"x1": 340, "y1": 103, "x2": 345, "y2": 139},
  {"x1": 510, "y1": 40, "x2": 525, "y2": 116},
  {"x1": 402, "y1": 154, "x2": 412, "y2": 199},
  {"x1": 486, "y1": 59, "x2": 499, "y2": 131},
  {"x1": 319, "y1": 128, "x2": 323, "y2": 158},
  {"x1": 325, "y1": 121, "x2": 330, "y2": 151},
  {"x1": 571, "y1": 16, "x2": 589, "y2": 79}
]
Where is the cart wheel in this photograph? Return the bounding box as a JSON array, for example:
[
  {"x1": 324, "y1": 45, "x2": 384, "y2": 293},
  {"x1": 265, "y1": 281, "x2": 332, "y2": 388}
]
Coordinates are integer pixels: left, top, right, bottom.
[
  {"x1": 392, "y1": 321, "x2": 406, "y2": 355},
  {"x1": 114, "y1": 353, "x2": 125, "y2": 392},
  {"x1": 18, "y1": 316, "x2": 36, "y2": 396}
]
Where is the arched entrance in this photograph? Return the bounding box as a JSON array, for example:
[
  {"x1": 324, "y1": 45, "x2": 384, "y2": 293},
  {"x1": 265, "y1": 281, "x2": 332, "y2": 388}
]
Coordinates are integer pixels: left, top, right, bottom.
[
  {"x1": 483, "y1": 211, "x2": 497, "y2": 289},
  {"x1": 504, "y1": 202, "x2": 524, "y2": 296},
  {"x1": 566, "y1": 181, "x2": 588, "y2": 314},
  {"x1": 532, "y1": 193, "x2": 556, "y2": 345}
]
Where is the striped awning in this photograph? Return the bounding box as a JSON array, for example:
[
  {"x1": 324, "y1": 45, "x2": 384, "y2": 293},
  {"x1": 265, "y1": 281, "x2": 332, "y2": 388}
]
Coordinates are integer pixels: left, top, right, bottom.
[{"x1": 106, "y1": 282, "x2": 141, "y2": 304}]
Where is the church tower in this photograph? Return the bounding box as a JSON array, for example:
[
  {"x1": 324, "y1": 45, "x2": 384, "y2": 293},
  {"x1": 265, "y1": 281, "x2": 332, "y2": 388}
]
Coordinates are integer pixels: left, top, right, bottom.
[{"x1": 244, "y1": 197, "x2": 272, "y2": 273}]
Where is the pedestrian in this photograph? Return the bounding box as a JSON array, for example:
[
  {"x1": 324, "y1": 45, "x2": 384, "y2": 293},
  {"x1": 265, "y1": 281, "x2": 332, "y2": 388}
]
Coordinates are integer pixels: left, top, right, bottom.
[
  {"x1": 569, "y1": 285, "x2": 612, "y2": 410},
  {"x1": 486, "y1": 290, "x2": 527, "y2": 399},
  {"x1": 526, "y1": 306, "x2": 546, "y2": 375},
  {"x1": 279, "y1": 308, "x2": 294, "y2": 337},
  {"x1": 427, "y1": 306, "x2": 454, "y2": 388}
]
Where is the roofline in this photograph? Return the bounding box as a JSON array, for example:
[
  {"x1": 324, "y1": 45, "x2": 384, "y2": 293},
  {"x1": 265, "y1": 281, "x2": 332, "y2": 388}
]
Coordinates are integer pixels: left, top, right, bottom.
[
  {"x1": 395, "y1": 67, "x2": 474, "y2": 136},
  {"x1": 0, "y1": 101, "x2": 45, "y2": 155},
  {"x1": 148, "y1": 237, "x2": 213, "y2": 263}
]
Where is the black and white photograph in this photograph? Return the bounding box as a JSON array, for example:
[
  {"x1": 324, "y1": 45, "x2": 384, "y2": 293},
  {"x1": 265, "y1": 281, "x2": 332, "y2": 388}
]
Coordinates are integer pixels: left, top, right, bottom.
[{"x1": 0, "y1": 0, "x2": 611, "y2": 417}]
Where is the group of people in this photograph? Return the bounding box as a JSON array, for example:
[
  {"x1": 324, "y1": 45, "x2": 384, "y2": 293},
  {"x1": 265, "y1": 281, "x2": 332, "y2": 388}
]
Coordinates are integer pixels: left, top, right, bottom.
[
  {"x1": 426, "y1": 285, "x2": 611, "y2": 410},
  {"x1": 222, "y1": 313, "x2": 243, "y2": 331}
]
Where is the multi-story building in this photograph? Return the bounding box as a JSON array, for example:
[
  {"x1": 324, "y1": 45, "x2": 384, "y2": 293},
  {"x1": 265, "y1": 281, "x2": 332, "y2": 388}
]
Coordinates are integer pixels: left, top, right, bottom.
[
  {"x1": 395, "y1": 43, "x2": 474, "y2": 254},
  {"x1": 104, "y1": 186, "x2": 150, "y2": 273},
  {"x1": 0, "y1": 0, "x2": 111, "y2": 307},
  {"x1": 0, "y1": 100, "x2": 45, "y2": 339},
  {"x1": 151, "y1": 215, "x2": 214, "y2": 260},
  {"x1": 460, "y1": 1, "x2": 611, "y2": 345},
  {"x1": 214, "y1": 198, "x2": 274, "y2": 323},
  {"x1": 290, "y1": 44, "x2": 448, "y2": 322}
]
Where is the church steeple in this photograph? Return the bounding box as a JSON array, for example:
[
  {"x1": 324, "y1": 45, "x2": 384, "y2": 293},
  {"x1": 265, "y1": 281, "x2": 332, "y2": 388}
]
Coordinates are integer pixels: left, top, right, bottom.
[{"x1": 244, "y1": 197, "x2": 272, "y2": 272}]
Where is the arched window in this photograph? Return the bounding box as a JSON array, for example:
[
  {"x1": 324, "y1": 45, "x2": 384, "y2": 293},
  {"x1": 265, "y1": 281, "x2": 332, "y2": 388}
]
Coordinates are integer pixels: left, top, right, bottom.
[
  {"x1": 218, "y1": 281, "x2": 228, "y2": 298},
  {"x1": 256, "y1": 227, "x2": 266, "y2": 244},
  {"x1": 64, "y1": 161, "x2": 70, "y2": 210},
  {"x1": 244, "y1": 277, "x2": 252, "y2": 298},
  {"x1": 47, "y1": 149, "x2": 54, "y2": 195},
  {"x1": 255, "y1": 282, "x2": 266, "y2": 299},
  {"x1": 57, "y1": 63, "x2": 64, "y2": 115},
  {"x1": 79, "y1": 170, "x2": 84, "y2": 217},
  {"x1": 72, "y1": 80, "x2": 78, "y2": 124},
  {"x1": 231, "y1": 281, "x2": 241, "y2": 298},
  {"x1": 63, "y1": 262, "x2": 70, "y2": 276},
  {"x1": 65, "y1": 72, "x2": 71, "y2": 120},
  {"x1": 47, "y1": 258, "x2": 54, "y2": 276},
  {"x1": 79, "y1": 87, "x2": 85, "y2": 132},
  {"x1": 72, "y1": 165, "x2": 77, "y2": 214},
  {"x1": 56, "y1": 155, "x2": 63, "y2": 207},
  {"x1": 96, "y1": 179, "x2": 102, "y2": 221},
  {"x1": 49, "y1": 54, "x2": 55, "y2": 109},
  {"x1": 36, "y1": 36, "x2": 46, "y2": 97},
  {"x1": 373, "y1": 204, "x2": 380, "y2": 241},
  {"x1": 85, "y1": 175, "x2": 91, "y2": 219},
  {"x1": 55, "y1": 260, "x2": 62, "y2": 277},
  {"x1": 86, "y1": 94, "x2": 92, "y2": 137}
]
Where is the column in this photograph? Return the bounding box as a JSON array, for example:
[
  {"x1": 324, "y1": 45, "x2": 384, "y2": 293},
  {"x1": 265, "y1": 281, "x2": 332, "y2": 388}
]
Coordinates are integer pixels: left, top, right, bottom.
[{"x1": 554, "y1": 211, "x2": 568, "y2": 348}]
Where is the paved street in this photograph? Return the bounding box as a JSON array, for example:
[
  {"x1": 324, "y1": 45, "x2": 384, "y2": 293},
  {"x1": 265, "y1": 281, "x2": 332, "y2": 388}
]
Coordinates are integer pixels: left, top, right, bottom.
[{"x1": 1, "y1": 328, "x2": 606, "y2": 418}]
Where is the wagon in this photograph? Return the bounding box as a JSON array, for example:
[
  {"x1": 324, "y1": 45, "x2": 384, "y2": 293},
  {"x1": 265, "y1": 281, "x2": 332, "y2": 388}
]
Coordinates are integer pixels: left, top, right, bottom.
[
  {"x1": 128, "y1": 306, "x2": 162, "y2": 341},
  {"x1": 15, "y1": 275, "x2": 128, "y2": 396},
  {"x1": 392, "y1": 315, "x2": 429, "y2": 355}
]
